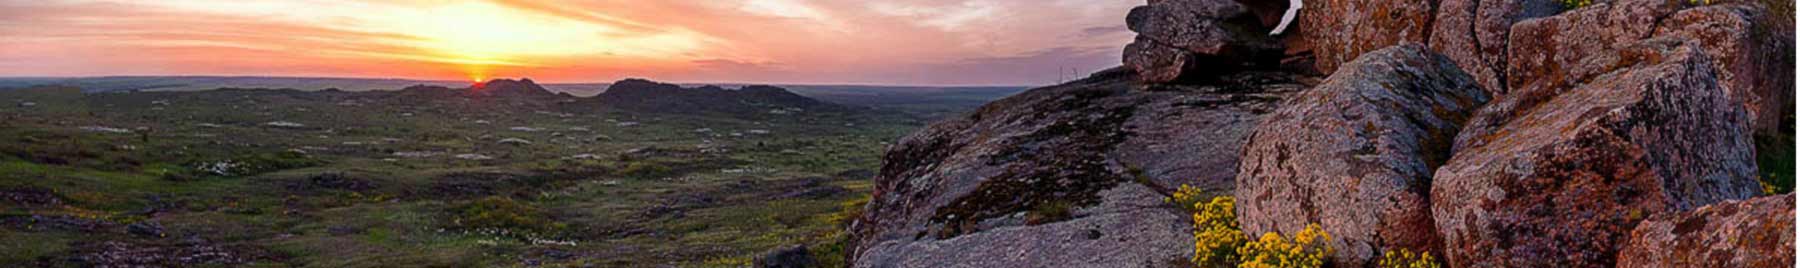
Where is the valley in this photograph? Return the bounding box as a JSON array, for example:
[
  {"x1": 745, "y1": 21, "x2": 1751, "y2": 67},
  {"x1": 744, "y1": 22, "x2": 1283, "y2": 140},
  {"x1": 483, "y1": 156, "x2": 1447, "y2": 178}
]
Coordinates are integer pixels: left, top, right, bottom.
[{"x1": 0, "y1": 78, "x2": 1009, "y2": 267}]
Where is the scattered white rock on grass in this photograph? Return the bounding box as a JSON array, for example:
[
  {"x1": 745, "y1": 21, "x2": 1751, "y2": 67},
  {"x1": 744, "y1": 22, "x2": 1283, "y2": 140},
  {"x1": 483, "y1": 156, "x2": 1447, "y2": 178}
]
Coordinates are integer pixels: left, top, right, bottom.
[
  {"x1": 747, "y1": 129, "x2": 770, "y2": 135},
  {"x1": 79, "y1": 126, "x2": 134, "y2": 134},
  {"x1": 454, "y1": 154, "x2": 494, "y2": 160},
  {"x1": 616, "y1": 122, "x2": 640, "y2": 127},
  {"x1": 393, "y1": 151, "x2": 441, "y2": 158},
  {"x1": 498, "y1": 138, "x2": 533, "y2": 145},
  {"x1": 566, "y1": 154, "x2": 603, "y2": 160},
  {"x1": 265, "y1": 121, "x2": 307, "y2": 128},
  {"x1": 568, "y1": 127, "x2": 591, "y2": 132},
  {"x1": 196, "y1": 123, "x2": 224, "y2": 128},
  {"x1": 693, "y1": 128, "x2": 713, "y2": 133},
  {"x1": 510, "y1": 126, "x2": 543, "y2": 132},
  {"x1": 197, "y1": 160, "x2": 241, "y2": 176},
  {"x1": 474, "y1": 120, "x2": 491, "y2": 124},
  {"x1": 18, "y1": 102, "x2": 36, "y2": 107}
]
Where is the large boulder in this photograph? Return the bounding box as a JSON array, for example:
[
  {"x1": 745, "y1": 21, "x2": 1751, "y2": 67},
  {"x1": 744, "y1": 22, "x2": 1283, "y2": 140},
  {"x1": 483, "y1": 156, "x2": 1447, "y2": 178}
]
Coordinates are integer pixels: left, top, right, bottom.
[
  {"x1": 1432, "y1": 39, "x2": 1762, "y2": 268},
  {"x1": 1652, "y1": 3, "x2": 1795, "y2": 137},
  {"x1": 1506, "y1": 0, "x2": 1794, "y2": 136},
  {"x1": 1124, "y1": 0, "x2": 1283, "y2": 83},
  {"x1": 1235, "y1": 45, "x2": 1488, "y2": 266},
  {"x1": 1619, "y1": 193, "x2": 1795, "y2": 268},
  {"x1": 849, "y1": 68, "x2": 1313, "y2": 267},
  {"x1": 1296, "y1": 0, "x2": 1442, "y2": 74},
  {"x1": 1426, "y1": 0, "x2": 1564, "y2": 94}
]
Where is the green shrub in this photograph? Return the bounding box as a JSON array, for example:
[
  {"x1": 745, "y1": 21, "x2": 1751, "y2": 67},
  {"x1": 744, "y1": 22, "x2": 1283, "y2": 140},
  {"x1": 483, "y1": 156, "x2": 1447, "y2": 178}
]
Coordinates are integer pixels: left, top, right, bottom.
[
  {"x1": 1377, "y1": 248, "x2": 1440, "y2": 268},
  {"x1": 617, "y1": 161, "x2": 673, "y2": 178},
  {"x1": 1024, "y1": 199, "x2": 1074, "y2": 225},
  {"x1": 453, "y1": 196, "x2": 564, "y2": 233},
  {"x1": 828, "y1": 195, "x2": 870, "y2": 228},
  {"x1": 1756, "y1": 120, "x2": 1795, "y2": 195},
  {"x1": 811, "y1": 196, "x2": 870, "y2": 268}
]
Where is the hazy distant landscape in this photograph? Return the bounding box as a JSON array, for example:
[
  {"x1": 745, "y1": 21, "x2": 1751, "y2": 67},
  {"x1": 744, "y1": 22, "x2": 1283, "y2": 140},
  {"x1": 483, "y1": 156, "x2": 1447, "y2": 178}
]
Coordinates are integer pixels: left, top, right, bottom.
[{"x1": 0, "y1": 77, "x2": 1027, "y2": 121}]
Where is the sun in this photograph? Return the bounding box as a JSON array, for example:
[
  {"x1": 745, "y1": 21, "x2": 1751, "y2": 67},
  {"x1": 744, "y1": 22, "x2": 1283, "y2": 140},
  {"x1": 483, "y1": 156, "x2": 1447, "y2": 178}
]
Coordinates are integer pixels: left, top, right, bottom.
[{"x1": 468, "y1": 71, "x2": 489, "y2": 83}]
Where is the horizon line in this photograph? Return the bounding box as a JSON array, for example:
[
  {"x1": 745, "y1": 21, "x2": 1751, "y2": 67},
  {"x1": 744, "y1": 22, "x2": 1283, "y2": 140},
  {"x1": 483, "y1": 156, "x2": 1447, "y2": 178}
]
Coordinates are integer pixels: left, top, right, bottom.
[{"x1": 0, "y1": 74, "x2": 1040, "y2": 88}]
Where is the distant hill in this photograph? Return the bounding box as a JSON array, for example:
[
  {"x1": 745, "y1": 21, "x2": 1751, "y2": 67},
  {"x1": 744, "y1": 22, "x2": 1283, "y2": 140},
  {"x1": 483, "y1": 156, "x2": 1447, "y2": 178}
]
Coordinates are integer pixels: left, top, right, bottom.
[
  {"x1": 584, "y1": 78, "x2": 848, "y2": 116},
  {"x1": 0, "y1": 76, "x2": 1028, "y2": 118}
]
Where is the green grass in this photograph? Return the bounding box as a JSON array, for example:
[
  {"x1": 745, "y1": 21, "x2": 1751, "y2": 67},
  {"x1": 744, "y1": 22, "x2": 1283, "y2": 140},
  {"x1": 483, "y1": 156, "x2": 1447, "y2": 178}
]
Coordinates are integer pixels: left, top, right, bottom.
[{"x1": 0, "y1": 85, "x2": 927, "y2": 267}]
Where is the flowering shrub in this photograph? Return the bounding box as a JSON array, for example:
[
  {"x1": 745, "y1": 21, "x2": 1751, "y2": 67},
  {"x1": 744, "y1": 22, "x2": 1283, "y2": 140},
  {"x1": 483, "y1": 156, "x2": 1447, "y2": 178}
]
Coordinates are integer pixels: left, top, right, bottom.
[
  {"x1": 1237, "y1": 223, "x2": 1333, "y2": 268},
  {"x1": 1177, "y1": 185, "x2": 1335, "y2": 268},
  {"x1": 1165, "y1": 184, "x2": 1208, "y2": 212},
  {"x1": 1377, "y1": 248, "x2": 1441, "y2": 268},
  {"x1": 1191, "y1": 196, "x2": 1246, "y2": 267}
]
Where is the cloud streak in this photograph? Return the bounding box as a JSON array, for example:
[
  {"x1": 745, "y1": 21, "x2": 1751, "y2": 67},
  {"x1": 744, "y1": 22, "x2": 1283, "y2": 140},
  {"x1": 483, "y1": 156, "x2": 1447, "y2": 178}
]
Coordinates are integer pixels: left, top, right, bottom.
[{"x1": 0, "y1": 0, "x2": 1135, "y2": 86}]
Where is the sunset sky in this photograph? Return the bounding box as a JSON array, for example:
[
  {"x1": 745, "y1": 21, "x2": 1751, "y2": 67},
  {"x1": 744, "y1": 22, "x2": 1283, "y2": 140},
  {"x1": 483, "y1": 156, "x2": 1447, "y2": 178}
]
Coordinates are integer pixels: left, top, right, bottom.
[{"x1": 0, "y1": 0, "x2": 1137, "y2": 86}]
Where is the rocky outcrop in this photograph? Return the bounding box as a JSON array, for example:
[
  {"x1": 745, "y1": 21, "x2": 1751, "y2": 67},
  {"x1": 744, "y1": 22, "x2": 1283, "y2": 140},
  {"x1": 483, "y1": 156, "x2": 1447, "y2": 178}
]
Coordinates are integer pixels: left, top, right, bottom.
[
  {"x1": 1505, "y1": 0, "x2": 1794, "y2": 135},
  {"x1": 1235, "y1": 45, "x2": 1487, "y2": 266},
  {"x1": 1426, "y1": 0, "x2": 1563, "y2": 94},
  {"x1": 850, "y1": 68, "x2": 1312, "y2": 267},
  {"x1": 1297, "y1": 0, "x2": 1442, "y2": 74},
  {"x1": 1619, "y1": 193, "x2": 1795, "y2": 268},
  {"x1": 1432, "y1": 39, "x2": 1761, "y2": 267},
  {"x1": 1123, "y1": 0, "x2": 1283, "y2": 83}
]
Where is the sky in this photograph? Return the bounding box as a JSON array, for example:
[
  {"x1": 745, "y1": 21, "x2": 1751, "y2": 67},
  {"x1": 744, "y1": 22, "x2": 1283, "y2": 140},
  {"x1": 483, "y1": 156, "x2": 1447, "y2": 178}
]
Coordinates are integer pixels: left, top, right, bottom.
[{"x1": 0, "y1": 0, "x2": 1137, "y2": 86}]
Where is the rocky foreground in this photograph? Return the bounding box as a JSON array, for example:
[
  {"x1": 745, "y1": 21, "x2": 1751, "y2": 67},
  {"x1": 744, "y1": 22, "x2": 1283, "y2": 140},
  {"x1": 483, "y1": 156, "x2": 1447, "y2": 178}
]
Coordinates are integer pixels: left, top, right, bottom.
[{"x1": 848, "y1": 0, "x2": 1794, "y2": 267}]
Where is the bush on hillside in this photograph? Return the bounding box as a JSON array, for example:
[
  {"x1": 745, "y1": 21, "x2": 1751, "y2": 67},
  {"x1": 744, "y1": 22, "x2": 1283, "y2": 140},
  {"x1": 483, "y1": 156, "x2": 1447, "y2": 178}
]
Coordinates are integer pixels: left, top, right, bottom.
[{"x1": 453, "y1": 196, "x2": 564, "y2": 233}]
